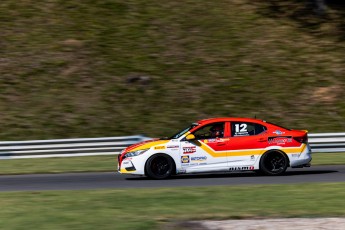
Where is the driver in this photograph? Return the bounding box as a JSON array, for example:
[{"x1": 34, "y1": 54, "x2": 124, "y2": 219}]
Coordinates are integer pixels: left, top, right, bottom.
[{"x1": 210, "y1": 124, "x2": 224, "y2": 138}]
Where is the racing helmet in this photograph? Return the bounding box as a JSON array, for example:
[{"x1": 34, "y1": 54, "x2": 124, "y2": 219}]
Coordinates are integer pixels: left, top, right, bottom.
[{"x1": 210, "y1": 124, "x2": 224, "y2": 137}]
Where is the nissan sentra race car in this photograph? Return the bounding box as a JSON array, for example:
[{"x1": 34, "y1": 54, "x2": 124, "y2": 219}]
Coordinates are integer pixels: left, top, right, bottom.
[{"x1": 117, "y1": 117, "x2": 312, "y2": 179}]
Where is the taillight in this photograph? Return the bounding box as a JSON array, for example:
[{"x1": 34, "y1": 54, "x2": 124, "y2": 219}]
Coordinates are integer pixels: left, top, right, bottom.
[{"x1": 294, "y1": 135, "x2": 308, "y2": 144}]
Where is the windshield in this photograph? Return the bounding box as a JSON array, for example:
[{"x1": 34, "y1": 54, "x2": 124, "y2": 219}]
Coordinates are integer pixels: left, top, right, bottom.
[{"x1": 168, "y1": 123, "x2": 198, "y2": 139}]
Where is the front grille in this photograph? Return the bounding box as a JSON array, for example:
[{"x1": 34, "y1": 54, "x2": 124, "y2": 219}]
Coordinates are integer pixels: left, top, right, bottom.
[{"x1": 125, "y1": 166, "x2": 136, "y2": 171}]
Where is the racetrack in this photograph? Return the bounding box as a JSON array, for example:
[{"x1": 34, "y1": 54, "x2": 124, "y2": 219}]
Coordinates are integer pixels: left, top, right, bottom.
[{"x1": 1, "y1": 165, "x2": 344, "y2": 192}]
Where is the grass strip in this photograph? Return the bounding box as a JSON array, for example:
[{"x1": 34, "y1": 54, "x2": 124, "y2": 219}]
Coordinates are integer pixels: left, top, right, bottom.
[
  {"x1": 0, "y1": 153, "x2": 344, "y2": 175},
  {"x1": 0, "y1": 183, "x2": 344, "y2": 229},
  {"x1": 0, "y1": 155, "x2": 117, "y2": 175},
  {"x1": 311, "y1": 152, "x2": 345, "y2": 165}
]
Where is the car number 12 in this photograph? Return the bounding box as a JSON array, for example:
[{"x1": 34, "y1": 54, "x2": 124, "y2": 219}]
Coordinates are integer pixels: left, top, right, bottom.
[{"x1": 235, "y1": 123, "x2": 247, "y2": 133}]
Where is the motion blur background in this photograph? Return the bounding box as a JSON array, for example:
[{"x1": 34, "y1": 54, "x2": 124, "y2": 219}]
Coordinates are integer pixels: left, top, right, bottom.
[{"x1": 1, "y1": 0, "x2": 344, "y2": 140}]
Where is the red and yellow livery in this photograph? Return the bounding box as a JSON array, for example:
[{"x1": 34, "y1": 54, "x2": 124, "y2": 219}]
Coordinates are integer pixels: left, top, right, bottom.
[{"x1": 118, "y1": 118, "x2": 312, "y2": 179}]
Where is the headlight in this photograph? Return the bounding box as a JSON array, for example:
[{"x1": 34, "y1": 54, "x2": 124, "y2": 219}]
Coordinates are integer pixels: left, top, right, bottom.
[{"x1": 124, "y1": 148, "x2": 149, "y2": 158}]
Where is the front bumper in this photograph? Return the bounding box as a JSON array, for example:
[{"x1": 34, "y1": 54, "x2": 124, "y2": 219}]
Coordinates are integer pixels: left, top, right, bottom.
[
  {"x1": 119, "y1": 159, "x2": 136, "y2": 173},
  {"x1": 118, "y1": 155, "x2": 146, "y2": 175}
]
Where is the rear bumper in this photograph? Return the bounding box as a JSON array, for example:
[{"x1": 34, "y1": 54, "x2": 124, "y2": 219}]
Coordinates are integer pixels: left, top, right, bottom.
[{"x1": 289, "y1": 144, "x2": 312, "y2": 167}]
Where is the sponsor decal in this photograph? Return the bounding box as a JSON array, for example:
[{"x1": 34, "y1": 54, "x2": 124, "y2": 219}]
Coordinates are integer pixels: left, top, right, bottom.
[
  {"x1": 291, "y1": 154, "x2": 300, "y2": 158},
  {"x1": 250, "y1": 155, "x2": 255, "y2": 161},
  {"x1": 167, "y1": 145, "x2": 179, "y2": 149},
  {"x1": 191, "y1": 156, "x2": 207, "y2": 162},
  {"x1": 273, "y1": 130, "x2": 285, "y2": 135},
  {"x1": 268, "y1": 136, "x2": 292, "y2": 145},
  {"x1": 122, "y1": 161, "x2": 130, "y2": 165},
  {"x1": 177, "y1": 169, "x2": 186, "y2": 173},
  {"x1": 154, "y1": 146, "x2": 166, "y2": 150},
  {"x1": 234, "y1": 132, "x2": 249, "y2": 136},
  {"x1": 229, "y1": 166, "x2": 254, "y2": 171},
  {"x1": 181, "y1": 155, "x2": 190, "y2": 163},
  {"x1": 205, "y1": 138, "x2": 227, "y2": 143},
  {"x1": 183, "y1": 146, "x2": 196, "y2": 154},
  {"x1": 204, "y1": 139, "x2": 216, "y2": 143}
]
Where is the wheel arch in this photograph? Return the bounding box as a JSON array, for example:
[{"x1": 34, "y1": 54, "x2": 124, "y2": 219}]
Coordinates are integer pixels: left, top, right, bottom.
[
  {"x1": 258, "y1": 149, "x2": 290, "y2": 176},
  {"x1": 261, "y1": 149, "x2": 290, "y2": 167},
  {"x1": 144, "y1": 153, "x2": 177, "y2": 176}
]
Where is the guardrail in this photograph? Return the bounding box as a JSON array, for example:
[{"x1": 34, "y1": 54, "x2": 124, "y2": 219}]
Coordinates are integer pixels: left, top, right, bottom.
[
  {"x1": 0, "y1": 133, "x2": 344, "y2": 159},
  {"x1": 308, "y1": 133, "x2": 345, "y2": 153},
  {"x1": 0, "y1": 135, "x2": 151, "y2": 159}
]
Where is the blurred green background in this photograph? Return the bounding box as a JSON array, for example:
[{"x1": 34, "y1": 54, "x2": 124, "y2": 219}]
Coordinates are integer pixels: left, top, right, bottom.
[
  {"x1": 1, "y1": 2, "x2": 345, "y2": 229},
  {"x1": 1, "y1": 0, "x2": 344, "y2": 141}
]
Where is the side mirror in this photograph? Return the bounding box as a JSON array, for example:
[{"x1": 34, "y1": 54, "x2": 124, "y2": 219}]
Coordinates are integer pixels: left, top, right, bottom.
[{"x1": 185, "y1": 134, "x2": 196, "y2": 140}]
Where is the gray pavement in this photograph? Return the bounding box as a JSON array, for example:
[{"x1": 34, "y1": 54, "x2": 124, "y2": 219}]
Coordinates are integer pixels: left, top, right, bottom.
[
  {"x1": 197, "y1": 218, "x2": 345, "y2": 230},
  {"x1": 0, "y1": 165, "x2": 344, "y2": 192}
]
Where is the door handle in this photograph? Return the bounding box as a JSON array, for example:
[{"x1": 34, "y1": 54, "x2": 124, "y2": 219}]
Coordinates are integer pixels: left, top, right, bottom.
[
  {"x1": 258, "y1": 138, "x2": 266, "y2": 142},
  {"x1": 216, "y1": 142, "x2": 226, "y2": 146}
]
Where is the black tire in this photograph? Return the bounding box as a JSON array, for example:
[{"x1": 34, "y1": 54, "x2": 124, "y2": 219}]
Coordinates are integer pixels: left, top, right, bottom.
[
  {"x1": 145, "y1": 154, "x2": 175, "y2": 179},
  {"x1": 259, "y1": 150, "x2": 289, "y2": 176}
]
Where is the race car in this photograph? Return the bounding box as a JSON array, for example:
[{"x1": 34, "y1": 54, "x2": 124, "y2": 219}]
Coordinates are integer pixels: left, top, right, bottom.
[{"x1": 117, "y1": 117, "x2": 312, "y2": 179}]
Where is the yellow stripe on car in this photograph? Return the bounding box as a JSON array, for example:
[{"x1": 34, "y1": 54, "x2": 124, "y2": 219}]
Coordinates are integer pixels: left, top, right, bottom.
[
  {"x1": 131, "y1": 140, "x2": 170, "y2": 151},
  {"x1": 120, "y1": 168, "x2": 136, "y2": 173},
  {"x1": 198, "y1": 141, "x2": 306, "y2": 157}
]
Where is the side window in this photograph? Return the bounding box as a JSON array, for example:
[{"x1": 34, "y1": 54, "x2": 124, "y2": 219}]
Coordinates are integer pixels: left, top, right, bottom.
[
  {"x1": 193, "y1": 122, "x2": 225, "y2": 139},
  {"x1": 231, "y1": 122, "x2": 266, "y2": 137}
]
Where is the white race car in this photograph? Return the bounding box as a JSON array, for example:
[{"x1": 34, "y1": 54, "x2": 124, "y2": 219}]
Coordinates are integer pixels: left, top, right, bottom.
[{"x1": 118, "y1": 117, "x2": 312, "y2": 179}]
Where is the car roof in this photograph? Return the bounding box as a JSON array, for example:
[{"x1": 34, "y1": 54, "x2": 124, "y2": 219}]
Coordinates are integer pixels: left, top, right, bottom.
[{"x1": 196, "y1": 117, "x2": 266, "y2": 125}]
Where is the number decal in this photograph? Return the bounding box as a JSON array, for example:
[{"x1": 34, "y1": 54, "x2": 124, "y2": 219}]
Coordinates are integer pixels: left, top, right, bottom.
[
  {"x1": 235, "y1": 124, "x2": 239, "y2": 133},
  {"x1": 235, "y1": 123, "x2": 247, "y2": 133},
  {"x1": 240, "y1": 123, "x2": 247, "y2": 132}
]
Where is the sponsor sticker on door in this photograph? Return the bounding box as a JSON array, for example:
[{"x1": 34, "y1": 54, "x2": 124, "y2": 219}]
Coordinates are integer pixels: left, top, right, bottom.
[{"x1": 183, "y1": 146, "x2": 196, "y2": 154}]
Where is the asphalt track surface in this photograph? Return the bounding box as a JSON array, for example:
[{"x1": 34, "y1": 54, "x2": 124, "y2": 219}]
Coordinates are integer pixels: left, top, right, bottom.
[{"x1": 1, "y1": 165, "x2": 345, "y2": 192}]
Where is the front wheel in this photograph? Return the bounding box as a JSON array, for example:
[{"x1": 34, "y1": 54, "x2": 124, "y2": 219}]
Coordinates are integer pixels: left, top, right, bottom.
[
  {"x1": 259, "y1": 150, "x2": 289, "y2": 176},
  {"x1": 145, "y1": 154, "x2": 175, "y2": 179}
]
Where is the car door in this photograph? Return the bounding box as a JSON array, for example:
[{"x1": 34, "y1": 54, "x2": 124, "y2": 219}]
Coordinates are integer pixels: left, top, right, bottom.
[
  {"x1": 180, "y1": 122, "x2": 230, "y2": 173},
  {"x1": 227, "y1": 121, "x2": 268, "y2": 167}
]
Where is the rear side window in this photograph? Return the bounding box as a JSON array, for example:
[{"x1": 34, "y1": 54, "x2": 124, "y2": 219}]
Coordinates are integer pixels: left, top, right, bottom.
[{"x1": 231, "y1": 122, "x2": 266, "y2": 137}]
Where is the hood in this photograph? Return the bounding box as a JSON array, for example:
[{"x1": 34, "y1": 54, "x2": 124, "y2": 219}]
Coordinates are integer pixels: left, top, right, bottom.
[
  {"x1": 118, "y1": 138, "x2": 171, "y2": 166},
  {"x1": 122, "y1": 138, "x2": 169, "y2": 153}
]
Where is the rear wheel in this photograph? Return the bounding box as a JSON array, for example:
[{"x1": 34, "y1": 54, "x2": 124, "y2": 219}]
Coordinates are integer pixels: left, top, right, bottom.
[
  {"x1": 259, "y1": 150, "x2": 289, "y2": 176},
  {"x1": 145, "y1": 154, "x2": 174, "y2": 179}
]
